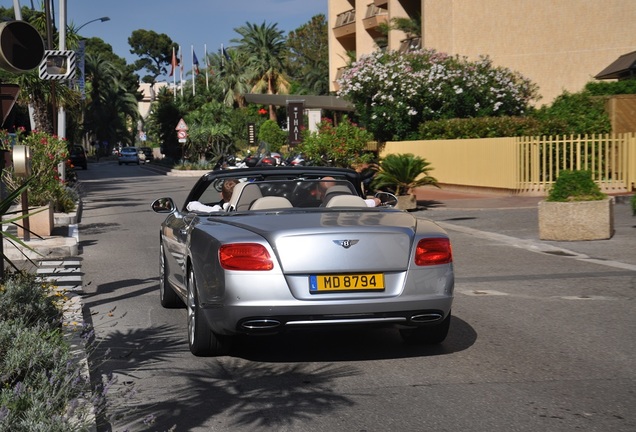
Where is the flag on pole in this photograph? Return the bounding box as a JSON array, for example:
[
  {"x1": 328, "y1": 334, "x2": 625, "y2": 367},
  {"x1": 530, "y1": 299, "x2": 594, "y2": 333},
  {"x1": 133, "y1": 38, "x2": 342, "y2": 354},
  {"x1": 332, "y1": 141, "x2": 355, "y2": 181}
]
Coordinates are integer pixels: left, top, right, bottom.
[
  {"x1": 221, "y1": 44, "x2": 230, "y2": 70},
  {"x1": 204, "y1": 43, "x2": 209, "y2": 90},
  {"x1": 191, "y1": 45, "x2": 197, "y2": 96},
  {"x1": 192, "y1": 49, "x2": 200, "y2": 75},
  {"x1": 169, "y1": 47, "x2": 177, "y2": 77},
  {"x1": 179, "y1": 46, "x2": 184, "y2": 98},
  {"x1": 170, "y1": 47, "x2": 177, "y2": 100}
]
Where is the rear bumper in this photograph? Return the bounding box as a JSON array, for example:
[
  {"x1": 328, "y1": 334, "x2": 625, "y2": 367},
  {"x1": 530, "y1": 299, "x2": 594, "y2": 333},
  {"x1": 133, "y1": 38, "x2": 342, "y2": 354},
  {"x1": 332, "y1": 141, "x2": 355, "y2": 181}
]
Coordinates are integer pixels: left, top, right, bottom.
[{"x1": 202, "y1": 297, "x2": 453, "y2": 335}]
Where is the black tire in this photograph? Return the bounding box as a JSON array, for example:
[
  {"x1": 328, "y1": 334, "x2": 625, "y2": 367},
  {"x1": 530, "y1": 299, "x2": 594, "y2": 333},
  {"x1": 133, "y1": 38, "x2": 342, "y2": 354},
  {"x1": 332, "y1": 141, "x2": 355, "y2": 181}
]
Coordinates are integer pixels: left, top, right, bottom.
[
  {"x1": 400, "y1": 312, "x2": 451, "y2": 345},
  {"x1": 187, "y1": 267, "x2": 231, "y2": 356},
  {"x1": 159, "y1": 242, "x2": 183, "y2": 308},
  {"x1": 118, "y1": 162, "x2": 122, "y2": 166}
]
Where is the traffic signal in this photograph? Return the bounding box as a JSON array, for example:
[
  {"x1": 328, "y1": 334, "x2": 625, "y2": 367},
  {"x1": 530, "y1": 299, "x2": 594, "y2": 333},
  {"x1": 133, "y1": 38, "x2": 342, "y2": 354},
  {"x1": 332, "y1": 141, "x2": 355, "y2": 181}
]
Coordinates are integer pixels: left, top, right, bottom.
[{"x1": 0, "y1": 20, "x2": 45, "y2": 73}]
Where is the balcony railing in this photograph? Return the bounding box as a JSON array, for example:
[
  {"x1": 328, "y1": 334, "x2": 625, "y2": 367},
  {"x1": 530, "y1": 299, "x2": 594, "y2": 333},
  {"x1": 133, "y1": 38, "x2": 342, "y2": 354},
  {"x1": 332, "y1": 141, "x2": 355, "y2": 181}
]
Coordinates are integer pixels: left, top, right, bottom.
[
  {"x1": 398, "y1": 37, "x2": 422, "y2": 53},
  {"x1": 335, "y1": 9, "x2": 356, "y2": 27},
  {"x1": 363, "y1": 3, "x2": 388, "y2": 31},
  {"x1": 365, "y1": 3, "x2": 387, "y2": 19}
]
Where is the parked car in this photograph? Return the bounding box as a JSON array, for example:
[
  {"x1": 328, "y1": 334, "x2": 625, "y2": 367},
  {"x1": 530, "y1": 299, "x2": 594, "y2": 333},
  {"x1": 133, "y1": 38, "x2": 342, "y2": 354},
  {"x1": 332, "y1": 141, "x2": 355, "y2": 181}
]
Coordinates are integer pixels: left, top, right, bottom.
[
  {"x1": 118, "y1": 147, "x2": 140, "y2": 165},
  {"x1": 139, "y1": 146, "x2": 154, "y2": 163},
  {"x1": 68, "y1": 145, "x2": 87, "y2": 170},
  {"x1": 151, "y1": 166, "x2": 454, "y2": 356}
]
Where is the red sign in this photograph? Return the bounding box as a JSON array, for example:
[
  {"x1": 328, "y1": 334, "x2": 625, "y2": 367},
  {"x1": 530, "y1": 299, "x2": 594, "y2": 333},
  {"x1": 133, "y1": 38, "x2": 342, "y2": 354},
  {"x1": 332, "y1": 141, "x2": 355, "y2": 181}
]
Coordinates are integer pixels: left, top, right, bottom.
[{"x1": 175, "y1": 118, "x2": 188, "y2": 131}]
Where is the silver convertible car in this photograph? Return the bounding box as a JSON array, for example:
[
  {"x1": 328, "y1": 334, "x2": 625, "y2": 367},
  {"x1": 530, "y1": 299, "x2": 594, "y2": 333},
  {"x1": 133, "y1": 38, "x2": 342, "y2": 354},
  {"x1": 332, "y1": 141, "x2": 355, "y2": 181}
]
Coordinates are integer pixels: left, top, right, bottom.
[{"x1": 152, "y1": 167, "x2": 454, "y2": 356}]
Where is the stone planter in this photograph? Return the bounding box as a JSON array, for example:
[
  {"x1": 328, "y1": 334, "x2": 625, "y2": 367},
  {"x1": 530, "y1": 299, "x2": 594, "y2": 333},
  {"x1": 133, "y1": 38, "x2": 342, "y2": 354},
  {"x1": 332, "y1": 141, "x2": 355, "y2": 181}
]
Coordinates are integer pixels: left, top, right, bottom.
[
  {"x1": 397, "y1": 194, "x2": 417, "y2": 210},
  {"x1": 538, "y1": 197, "x2": 614, "y2": 241},
  {"x1": 18, "y1": 204, "x2": 54, "y2": 238}
]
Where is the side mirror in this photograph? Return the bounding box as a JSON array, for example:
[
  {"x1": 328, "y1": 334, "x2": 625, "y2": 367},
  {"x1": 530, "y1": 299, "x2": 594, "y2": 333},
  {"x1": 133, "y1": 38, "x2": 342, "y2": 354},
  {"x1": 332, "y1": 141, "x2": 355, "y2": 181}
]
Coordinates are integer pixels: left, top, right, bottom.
[{"x1": 151, "y1": 197, "x2": 176, "y2": 214}]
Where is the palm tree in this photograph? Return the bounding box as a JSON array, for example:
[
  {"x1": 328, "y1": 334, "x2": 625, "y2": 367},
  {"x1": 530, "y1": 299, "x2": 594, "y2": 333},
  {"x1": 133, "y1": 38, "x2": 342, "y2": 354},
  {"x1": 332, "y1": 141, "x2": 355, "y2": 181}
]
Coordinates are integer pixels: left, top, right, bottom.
[
  {"x1": 209, "y1": 48, "x2": 252, "y2": 108},
  {"x1": 372, "y1": 153, "x2": 438, "y2": 196},
  {"x1": 392, "y1": 14, "x2": 422, "y2": 38},
  {"x1": 10, "y1": 70, "x2": 53, "y2": 132},
  {"x1": 85, "y1": 53, "x2": 139, "y2": 152},
  {"x1": 231, "y1": 22, "x2": 290, "y2": 121}
]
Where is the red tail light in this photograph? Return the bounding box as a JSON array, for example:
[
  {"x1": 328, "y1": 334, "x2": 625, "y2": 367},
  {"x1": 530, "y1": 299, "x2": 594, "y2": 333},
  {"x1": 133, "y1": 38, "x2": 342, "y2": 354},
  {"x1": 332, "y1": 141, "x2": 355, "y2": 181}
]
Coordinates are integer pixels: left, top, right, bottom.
[
  {"x1": 415, "y1": 238, "x2": 452, "y2": 266},
  {"x1": 219, "y1": 243, "x2": 274, "y2": 270}
]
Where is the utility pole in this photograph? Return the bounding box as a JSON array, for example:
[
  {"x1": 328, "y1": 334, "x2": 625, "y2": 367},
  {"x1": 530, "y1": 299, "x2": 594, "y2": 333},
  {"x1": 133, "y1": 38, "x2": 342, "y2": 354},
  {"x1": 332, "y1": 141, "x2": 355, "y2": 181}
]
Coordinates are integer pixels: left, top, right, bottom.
[{"x1": 57, "y1": 0, "x2": 67, "y2": 139}]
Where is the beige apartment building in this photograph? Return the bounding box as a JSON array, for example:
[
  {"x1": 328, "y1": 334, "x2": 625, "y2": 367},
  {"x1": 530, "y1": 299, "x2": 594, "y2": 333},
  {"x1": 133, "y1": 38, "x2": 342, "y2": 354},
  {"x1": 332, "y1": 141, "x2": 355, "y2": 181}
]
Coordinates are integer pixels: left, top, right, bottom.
[{"x1": 328, "y1": 0, "x2": 636, "y2": 105}]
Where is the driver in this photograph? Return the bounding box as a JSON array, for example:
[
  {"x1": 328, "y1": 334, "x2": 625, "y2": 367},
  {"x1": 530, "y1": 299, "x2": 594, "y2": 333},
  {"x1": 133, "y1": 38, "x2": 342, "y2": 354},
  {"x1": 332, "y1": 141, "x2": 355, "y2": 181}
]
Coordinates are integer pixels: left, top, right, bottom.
[
  {"x1": 318, "y1": 177, "x2": 381, "y2": 207},
  {"x1": 186, "y1": 178, "x2": 238, "y2": 212}
]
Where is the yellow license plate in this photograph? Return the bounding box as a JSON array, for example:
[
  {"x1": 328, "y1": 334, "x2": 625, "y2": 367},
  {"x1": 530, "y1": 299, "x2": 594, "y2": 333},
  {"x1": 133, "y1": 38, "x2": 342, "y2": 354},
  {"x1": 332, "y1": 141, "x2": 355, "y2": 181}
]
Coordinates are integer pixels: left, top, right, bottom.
[{"x1": 309, "y1": 273, "x2": 384, "y2": 292}]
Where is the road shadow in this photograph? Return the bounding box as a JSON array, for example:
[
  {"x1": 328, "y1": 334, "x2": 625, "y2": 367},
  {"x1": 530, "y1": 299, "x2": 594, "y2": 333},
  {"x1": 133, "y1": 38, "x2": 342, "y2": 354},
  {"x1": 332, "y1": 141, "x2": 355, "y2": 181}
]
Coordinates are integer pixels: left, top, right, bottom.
[
  {"x1": 86, "y1": 312, "x2": 476, "y2": 431},
  {"x1": 232, "y1": 315, "x2": 476, "y2": 362}
]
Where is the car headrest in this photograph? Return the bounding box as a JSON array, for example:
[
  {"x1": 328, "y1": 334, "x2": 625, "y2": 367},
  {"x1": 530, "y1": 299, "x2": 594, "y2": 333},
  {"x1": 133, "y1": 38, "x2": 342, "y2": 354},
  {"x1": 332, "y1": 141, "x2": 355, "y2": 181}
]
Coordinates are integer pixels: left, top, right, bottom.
[
  {"x1": 249, "y1": 196, "x2": 293, "y2": 210},
  {"x1": 324, "y1": 185, "x2": 354, "y2": 197},
  {"x1": 325, "y1": 195, "x2": 368, "y2": 208},
  {"x1": 228, "y1": 182, "x2": 263, "y2": 211}
]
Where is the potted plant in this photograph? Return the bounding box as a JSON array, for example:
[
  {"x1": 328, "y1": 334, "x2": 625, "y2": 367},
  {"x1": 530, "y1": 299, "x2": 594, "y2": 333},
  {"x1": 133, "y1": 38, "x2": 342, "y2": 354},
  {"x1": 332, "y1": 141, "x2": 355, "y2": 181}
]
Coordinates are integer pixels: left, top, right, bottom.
[
  {"x1": 372, "y1": 153, "x2": 439, "y2": 210},
  {"x1": 538, "y1": 170, "x2": 614, "y2": 241},
  {"x1": 1, "y1": 130, "x2": 77, "y2": 237}
]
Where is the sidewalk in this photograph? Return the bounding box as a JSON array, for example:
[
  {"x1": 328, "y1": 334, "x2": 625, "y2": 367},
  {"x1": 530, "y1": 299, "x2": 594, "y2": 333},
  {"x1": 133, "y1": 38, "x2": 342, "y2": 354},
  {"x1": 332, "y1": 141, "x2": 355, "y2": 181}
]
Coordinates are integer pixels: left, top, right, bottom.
[
  {"x1": 413, "y1": 186, "x2": 636, "y2": 268},
  {"x1": 2, "y1": 214, "x2": 79, "y2": 264}
]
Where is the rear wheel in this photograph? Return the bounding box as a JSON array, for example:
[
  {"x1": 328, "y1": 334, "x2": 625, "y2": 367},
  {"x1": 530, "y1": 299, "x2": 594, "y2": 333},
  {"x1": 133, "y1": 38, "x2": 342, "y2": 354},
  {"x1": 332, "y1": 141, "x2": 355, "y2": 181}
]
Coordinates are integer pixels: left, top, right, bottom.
[
  {"x1": 159, "y1": 242, "x2": 182, "y2": 308},
  {"x1": 400, "y1": 312, "x2": 451, "y2": 345},
  {"x1": 187, "y1": 267, "x2": 231, "y2": 356}
]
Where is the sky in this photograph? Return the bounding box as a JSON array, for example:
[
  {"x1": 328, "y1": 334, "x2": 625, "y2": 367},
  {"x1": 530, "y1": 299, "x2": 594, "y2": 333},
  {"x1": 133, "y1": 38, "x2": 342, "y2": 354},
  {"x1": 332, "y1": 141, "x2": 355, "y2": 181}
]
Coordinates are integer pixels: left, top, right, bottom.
[{"x1": 3, "y1": 0, "x2": 327, "y2": 79}]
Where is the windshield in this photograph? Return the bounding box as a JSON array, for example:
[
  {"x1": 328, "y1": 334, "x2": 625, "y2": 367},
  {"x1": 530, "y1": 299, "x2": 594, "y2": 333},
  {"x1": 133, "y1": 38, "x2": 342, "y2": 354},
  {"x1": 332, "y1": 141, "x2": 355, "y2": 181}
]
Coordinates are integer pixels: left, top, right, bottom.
[{"x1": 189, "y1": 178, "x2": 363, "y2": 212}]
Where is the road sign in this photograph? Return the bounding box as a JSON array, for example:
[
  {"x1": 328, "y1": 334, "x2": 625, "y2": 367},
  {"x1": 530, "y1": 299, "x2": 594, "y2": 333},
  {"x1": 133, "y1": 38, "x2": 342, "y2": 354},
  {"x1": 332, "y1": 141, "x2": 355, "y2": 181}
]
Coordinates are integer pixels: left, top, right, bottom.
[
  {"x1": 0, "y1": 83, "x2": 20, "y2": 126},
  {"x1": 177, "y1": 130, "x2": 187, "y2": 139},
  {"x1": 176, "y1": 118, "x2": 188, "y2": 131}
]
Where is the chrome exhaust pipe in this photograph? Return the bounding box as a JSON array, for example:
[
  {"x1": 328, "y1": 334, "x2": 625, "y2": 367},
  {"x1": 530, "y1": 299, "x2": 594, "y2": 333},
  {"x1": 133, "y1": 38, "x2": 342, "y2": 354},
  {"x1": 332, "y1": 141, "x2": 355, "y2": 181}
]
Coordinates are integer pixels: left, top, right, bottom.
[
  {"x1": 241, "y1": 319, "x2": 281, "y2": 330},
  {"x1": 410, "y1": 313, "x2": 443, "y2": 323}
]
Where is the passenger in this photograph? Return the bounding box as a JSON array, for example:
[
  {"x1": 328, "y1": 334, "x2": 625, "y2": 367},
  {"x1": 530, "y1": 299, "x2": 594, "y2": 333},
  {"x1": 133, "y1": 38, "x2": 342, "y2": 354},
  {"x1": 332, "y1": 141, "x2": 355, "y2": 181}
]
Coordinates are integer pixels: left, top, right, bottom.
[
  {"x1": 186, "y1": 178, "x2": 238, "y2": 212},
  {"x1": 318, "y1": 177, "x2": 381, "y2": 207}
]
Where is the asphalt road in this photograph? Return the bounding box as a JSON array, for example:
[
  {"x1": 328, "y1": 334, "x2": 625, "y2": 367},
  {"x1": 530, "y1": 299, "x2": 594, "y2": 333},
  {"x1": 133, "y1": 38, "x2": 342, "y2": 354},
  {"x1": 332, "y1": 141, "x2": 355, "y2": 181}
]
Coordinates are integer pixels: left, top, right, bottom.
[{"x1": 77, "y1": 161, "x2": 636, "y2": 432}]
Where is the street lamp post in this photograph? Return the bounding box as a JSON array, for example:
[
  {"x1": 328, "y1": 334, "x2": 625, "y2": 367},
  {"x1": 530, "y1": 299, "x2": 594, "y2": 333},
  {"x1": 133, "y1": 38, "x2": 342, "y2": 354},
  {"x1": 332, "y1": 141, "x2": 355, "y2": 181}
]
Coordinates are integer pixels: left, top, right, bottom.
[
  {"x1": 57, "y1": 3, "x2": 110, "y2": 140},
  {"x1": 75, "y1": 16, "x2": 110, "y2": 33}
]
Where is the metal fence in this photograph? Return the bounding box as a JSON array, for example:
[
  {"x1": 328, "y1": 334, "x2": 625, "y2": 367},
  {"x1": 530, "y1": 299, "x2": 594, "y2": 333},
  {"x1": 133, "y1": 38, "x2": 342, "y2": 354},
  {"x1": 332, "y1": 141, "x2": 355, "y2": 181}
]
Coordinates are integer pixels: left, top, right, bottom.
[{"x1": 381, "y1": 133, "x2": 636, "y2": 195}]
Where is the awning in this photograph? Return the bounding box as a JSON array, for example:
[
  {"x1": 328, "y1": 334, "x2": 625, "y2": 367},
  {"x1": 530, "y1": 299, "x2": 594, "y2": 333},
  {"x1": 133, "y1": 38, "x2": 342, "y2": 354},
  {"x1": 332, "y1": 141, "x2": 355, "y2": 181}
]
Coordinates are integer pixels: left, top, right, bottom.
[
  {"x1": 244, "y1": 94, "x2": 355, "y2": 112},
  {"x1": 595, "y1": 51, "x2": 636, "y2": 80}
]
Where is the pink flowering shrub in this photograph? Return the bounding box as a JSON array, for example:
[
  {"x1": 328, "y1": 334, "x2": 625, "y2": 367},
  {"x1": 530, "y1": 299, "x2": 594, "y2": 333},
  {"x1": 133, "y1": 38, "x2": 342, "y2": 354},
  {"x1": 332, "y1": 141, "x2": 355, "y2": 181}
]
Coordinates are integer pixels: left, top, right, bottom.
[
  {"x1": 337, "y1": 49, "x2": 539, "y2": 142},
  {"x1": 1, "y1": 129, "x2": 76, "y2": 212}
]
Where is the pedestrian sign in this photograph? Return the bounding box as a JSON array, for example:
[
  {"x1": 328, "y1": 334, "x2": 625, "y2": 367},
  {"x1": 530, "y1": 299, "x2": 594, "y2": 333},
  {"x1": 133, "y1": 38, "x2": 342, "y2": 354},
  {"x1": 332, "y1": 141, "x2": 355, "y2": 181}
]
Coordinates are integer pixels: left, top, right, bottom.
[{"x1": 176, "y1": 118, "x2": 188, "y2": 131}]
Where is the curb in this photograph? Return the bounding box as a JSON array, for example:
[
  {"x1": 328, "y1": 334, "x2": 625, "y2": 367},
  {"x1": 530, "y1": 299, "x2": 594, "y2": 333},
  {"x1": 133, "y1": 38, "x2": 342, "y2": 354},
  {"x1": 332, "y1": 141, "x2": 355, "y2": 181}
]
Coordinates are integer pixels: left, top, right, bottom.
[{"x1": 36, "y1": 259, "x2": 97, "y2": 432}]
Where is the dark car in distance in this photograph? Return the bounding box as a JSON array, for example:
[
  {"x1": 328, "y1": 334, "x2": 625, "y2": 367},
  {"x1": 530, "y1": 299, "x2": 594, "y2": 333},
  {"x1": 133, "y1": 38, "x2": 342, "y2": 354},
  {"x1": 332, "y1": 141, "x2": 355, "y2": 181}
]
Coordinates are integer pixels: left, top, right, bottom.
[{"x1": 68, "y1": 145, "x2": 87, "y2": 170}]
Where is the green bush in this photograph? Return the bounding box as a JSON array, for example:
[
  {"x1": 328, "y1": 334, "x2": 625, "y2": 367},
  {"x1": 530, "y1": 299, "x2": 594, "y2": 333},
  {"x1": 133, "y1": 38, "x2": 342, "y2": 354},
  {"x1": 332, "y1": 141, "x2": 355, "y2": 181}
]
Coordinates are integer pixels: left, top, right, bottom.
[
  {"x1": 258, "y1": 120, "x2": 287, "y2": 153},
  {"x1": 631, "y1": 194, "x2": 636, "y2": 216},
  {"x1": 546, "y1": 170, "x2": 606, "y2": 202},
  {"x1": 530, "y1": 91, "x2": 611, "y2": 135},
  {"x1": 297, "y1": 117, "x2": 374, "y2": 168},
  {"x1": 0, "y1": 273, "x2": 61, "y2": 326},
  {"x1": 584, "y1": 80, "x2": 636, "y2": 96},
  {"x1": 0, "y1": 273, "x2": 97, "y2": 431},
  {"x1": 418, "y1": 116, "x2": 569, "y2": 139}
]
